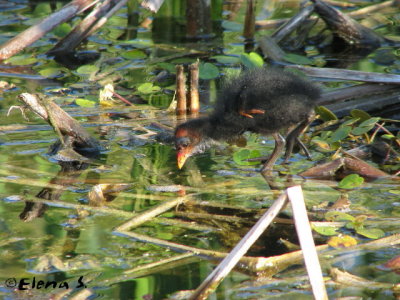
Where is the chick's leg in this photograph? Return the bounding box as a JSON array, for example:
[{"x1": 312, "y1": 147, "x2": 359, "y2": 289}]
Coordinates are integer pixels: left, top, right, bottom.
[
  {"x1": 283, "y1": 111, "x2": 315, "y2": 163},
  {"x1": 261, "y1": 133, "x2": 285, "y2": 177}
]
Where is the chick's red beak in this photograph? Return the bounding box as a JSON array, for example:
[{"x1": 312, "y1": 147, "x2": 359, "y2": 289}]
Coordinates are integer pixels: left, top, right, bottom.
[
  {"x1": 176, "y1": 147, "x2": 192, "y2": 169},
  {"x1": 175, "y1": 128, "x2": 197, "y2": 169}
]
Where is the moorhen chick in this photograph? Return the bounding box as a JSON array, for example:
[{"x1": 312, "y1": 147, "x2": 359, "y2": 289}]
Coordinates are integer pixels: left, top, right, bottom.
[{"x1": 174, "y1": 67, "x2": 321, "y2": 175}]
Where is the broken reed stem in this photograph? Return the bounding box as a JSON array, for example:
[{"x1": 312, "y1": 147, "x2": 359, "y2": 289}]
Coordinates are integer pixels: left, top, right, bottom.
[
  {"x1": 258, "y1": 36, "x2": 286, "y2": 62},
  {"x1": 271, "y1": 4, "x2": 315, "y2": 44},
  {"x1": 114, "y1": 196, "x2": 190, "y2": 231},
  {"x1": 243, "y1": 0, "x2": 255, "y2": 41},
  {"x1": 115, "y1": 228, "x2": 284, "y2": 274},
  {"x1": 175, "y1": 65, "x2": 187, "y2": 115},
  {"x1": 124, "y1": 252, "x2": 195, "y2": 274},
  {"x1": 189, "y1": 192, "x2": 288, "y2": 300},
  {"x1": 0, "y1": 0, "x2": 96, "y2": 60},
  {"x1": 48, "y1": 0, "x2": 125, "y2": 55},
  {"x1": 286, "y1": 65, "x2": 400, "y2": 84},
  {"x1": 176, "y1": 62, "x2": 200, "y2": 116},
  {"x1": 11, "y1": 192, "x2": 211, "y2": 231},
  {"x1": 287, "y1": 185, "x2": 328, "y2": 300},
  {"x1": 188, "y1": 61, "x2": 200, "y2": 114},
  {"x1": 255, "y1": 0, "x2": 395, "y2": 31}
]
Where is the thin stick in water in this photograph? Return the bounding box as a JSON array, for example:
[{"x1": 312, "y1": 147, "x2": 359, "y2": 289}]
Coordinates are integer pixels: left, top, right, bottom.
[
  {"x1": 287, "y1": 185, "x2": 328, "y2": 300},
  {"x1": 176, "y1": 65, "x2": 187, "y2": 115},
  {"x1": 188, "y1": 61, "x2": 200, "y2": 115},
  {"x1": 188, "y1": 192, "x2": 288, "y2": 300}
]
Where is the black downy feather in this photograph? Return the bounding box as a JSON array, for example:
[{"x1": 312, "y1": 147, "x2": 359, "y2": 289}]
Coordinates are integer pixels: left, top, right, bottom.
[{"x1": 175, "y1": 68, "x2": 321, "y2": 148}]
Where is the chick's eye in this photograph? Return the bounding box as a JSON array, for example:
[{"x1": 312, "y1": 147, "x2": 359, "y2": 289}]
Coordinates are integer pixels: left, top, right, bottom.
[
  {"x1": 176, "y1": 142, "x2": 188, "y2": 150},
  {"x1": 176, "y1": 137, "x2": 191, "y2": 150}
]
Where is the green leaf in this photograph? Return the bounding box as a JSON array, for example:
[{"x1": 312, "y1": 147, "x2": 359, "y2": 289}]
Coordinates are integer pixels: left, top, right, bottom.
[
  {"x1": 6, "y1": 55, "x2": 38, "y2": 65},
  {"x1": 33, "y1": 3, "x2": 52, "y2": 16},
  {"x1": 76, "y1": 64, "x2": 99, "y2": 75},
  {"x1": 122, "y1": 39, "x2": 153, "y2": 49},
  {"x1": 39, "y1": 68, "x2": 63, "y2": 78},
  {"x1": 148, "y1": 93, "x2": 172, "y2": 108},
  {"x1": 342, "y1": 118, "x2": 359, "y2": 126},
  {"x1": 240, "y1": 52, "x2": 264, "y2": 69},
  {"x1": 283, "y1": 53, "x2": 313, "y2": 65},
  {"x1": 211, "y1": 55, "x2": 240, "y2": 64},
  {"x1": 330, "y1": 125, "x2": 352, "y2": 142},
  {"x1": 157, "y1": 62, "x2": 176, "y2": 73},
  {"x1": 137, "y1": 82, "x2": 161, "y2": 94},
  {"x1": 315, "y1": 106, "x2": 338, "y2": 121},
  {"x1": 121, "y1": 49, "x2": 147, "y2": 60},
  {"x1": 311, "y1": 138, "x2": 332, "y2": 152},
  {"x1": 381, "y1": 134, "x2": 395, "y2": 140},
  {"x1": 312, "y1": 224, "x2": 339, "y2": 236},
  {"x1": 356, "y1": 227, "x2": 385, "y2": 239},
  {"x1": 350, "y1": 109, "x2": 371, "y2": 122},
  {"x1": 351, "y1": 126, "x2": 372, "y2": 136},
  {"x1": 233, "y1": 149, "x2": 261, "y2": 166},
  {"x1": 351, "y1": 117, "x2": 380, "y2": 136},
  {"x1": 53, "y1": 23, "x2": 71, "y2": 38},
  {"x1": 338, "y1": 174, "x2": 364, "y2": 189},
  {"x1": 199, "y1": 63, "x2": 219, "y2": 80},
  {"x1": 75, "y1": 98, "x2": 96, "y2": 108},
  {"x1": 325, "y1": 211, "x2": 355, "y2": 222},
  {"x1": 359, "y1": 117, "x2": 380, "y2": 127},
  {"x1": 388, "y1": 190, "x2": 400, "y2": 195}
]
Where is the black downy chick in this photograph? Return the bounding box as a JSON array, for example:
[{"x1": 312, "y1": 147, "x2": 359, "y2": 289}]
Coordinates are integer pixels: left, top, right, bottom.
[{"x1": 174, "y1": 67, "x2": 321, "y2": 175}]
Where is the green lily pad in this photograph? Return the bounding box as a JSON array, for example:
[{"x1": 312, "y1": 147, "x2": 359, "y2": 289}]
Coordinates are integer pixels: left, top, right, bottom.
[
  {"x1": 122, "y1": 39, "x2": 153, "y2": 49},
  {"x1": 240, "y1": 52, "x2": 264, "y2": 69},
  {"x1": 211, "y1": 55, "x2": 240, "y2": 64},
  {"x1": 233, "y1": 149, "x2": 261, "y2": 166},
  {"x1": 137, "y1": 82, "x2": 161, "y2": 94},
  {"x1": 6, "y1": 55, "x2": 38, "y2": 66},
  {"x1": 53, "y1": 23, "x2": 72, "y2": 38},
  {"x1": 157, "y1": 62, "x2": 176, "y2": 73},
  {"x1": 199, "y1": 63, "x2": 219, "y2": 80},
  {"x1": 356, "y1": 227, "x2": 385, "y2": 239},
  {"x1": 39, "y1": 67, "x2": 63, "y2": 78},
  {"x1": 325, "y1": 211, "x2": 355, "y2": 222},
  {"x1": 76, "y1": 64, "x2": 99, "y2": 75},
  {"x1": 283, "y1": 53, "x2": 313, "y2": 65},
  {"x1": 75, "y1": 98, "x2": 96, "y2": 108},
  {"x1": 338, "y1": 174, "x2": 364, "y2": 189},
  {"x1": 311, "y1": 224, "x2": 339, "y2": 236},
  {"x1": 33, "y1": 3, "x2": 52, "y2": 16},
  {"x1": 121, "y1": 49, "x2": 147, "y2": 60}
]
